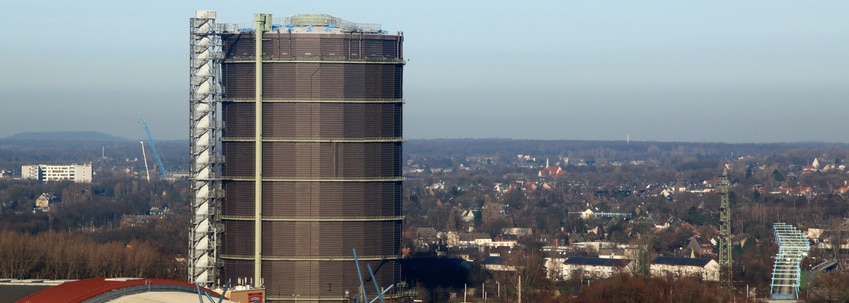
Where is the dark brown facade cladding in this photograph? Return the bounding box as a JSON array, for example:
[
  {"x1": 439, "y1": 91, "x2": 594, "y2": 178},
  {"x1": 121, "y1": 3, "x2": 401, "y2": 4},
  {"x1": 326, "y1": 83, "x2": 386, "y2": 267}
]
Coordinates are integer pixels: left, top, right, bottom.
[{"x1": 219, "y1": 31, "x2": 403, "y2": 301}]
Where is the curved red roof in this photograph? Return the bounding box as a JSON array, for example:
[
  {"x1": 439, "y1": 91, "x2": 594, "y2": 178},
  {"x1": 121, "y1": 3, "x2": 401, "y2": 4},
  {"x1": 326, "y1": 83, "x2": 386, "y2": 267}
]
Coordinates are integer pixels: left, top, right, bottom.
[{"x1": 16, "y1": 278, "x2": 221, "y2": 303}]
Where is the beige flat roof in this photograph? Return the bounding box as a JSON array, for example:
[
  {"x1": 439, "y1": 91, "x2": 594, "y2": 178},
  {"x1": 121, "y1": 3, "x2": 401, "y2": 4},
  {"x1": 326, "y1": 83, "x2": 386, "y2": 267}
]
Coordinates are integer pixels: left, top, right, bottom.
[{"x1": 107, "y1": 291, "x2": 237, "y2": 303}]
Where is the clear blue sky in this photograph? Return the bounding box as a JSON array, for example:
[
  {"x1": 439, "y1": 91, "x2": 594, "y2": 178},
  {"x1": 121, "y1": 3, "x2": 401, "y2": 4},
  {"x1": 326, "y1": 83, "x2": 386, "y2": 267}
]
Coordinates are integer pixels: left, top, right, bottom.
[{"x1": 1, "y1": 1, "x2": 847, "y2": 143}]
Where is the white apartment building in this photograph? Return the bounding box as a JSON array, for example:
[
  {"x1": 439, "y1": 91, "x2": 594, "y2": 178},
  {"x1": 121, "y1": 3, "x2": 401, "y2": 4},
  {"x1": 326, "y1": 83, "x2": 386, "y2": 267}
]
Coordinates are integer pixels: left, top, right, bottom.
[
  {"x1": 650, "y1": 256, "x2": 719, "y2": 281},
  {"x1": 547, "y1": 257, "x2": 635, "y2": 281},
  {"x1": 22, "y1": 163, "x2": 93, "y2": 183}
]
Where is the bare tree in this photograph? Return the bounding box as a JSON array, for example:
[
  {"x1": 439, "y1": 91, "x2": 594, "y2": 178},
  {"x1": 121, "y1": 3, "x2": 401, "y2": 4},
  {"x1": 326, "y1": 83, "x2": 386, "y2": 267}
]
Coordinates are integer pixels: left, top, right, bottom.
[{"x1": 810, "y1": 271, "x2": 849, "y2": 303}]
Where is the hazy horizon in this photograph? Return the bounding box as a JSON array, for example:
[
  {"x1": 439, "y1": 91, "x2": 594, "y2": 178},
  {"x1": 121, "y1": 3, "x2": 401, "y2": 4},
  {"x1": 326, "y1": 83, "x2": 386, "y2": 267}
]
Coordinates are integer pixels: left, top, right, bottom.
[{"x1": 1, "y1": 1, "x2": 847, "y2": 144}]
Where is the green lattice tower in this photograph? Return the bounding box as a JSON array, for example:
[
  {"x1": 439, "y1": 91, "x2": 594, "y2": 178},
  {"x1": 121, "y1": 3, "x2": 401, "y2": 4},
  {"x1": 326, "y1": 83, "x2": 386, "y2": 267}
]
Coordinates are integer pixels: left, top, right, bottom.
[{"x1": 719, "y1": 168, "x2": 733, "y2": 295}]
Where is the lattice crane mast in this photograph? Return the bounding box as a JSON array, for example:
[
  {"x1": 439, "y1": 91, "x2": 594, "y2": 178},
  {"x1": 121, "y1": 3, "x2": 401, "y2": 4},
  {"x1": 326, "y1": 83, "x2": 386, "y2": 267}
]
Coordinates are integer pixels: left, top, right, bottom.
[{"x1": 139, "y1": 118, "x2": 168, "y2": 178}]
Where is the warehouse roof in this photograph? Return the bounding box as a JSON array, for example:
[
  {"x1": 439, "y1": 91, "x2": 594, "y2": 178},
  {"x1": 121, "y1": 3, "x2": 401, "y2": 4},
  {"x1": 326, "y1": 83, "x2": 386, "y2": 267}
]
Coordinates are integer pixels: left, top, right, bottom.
[{"x1": 16, "y1": 278, "x2": 233, "y2": 303}]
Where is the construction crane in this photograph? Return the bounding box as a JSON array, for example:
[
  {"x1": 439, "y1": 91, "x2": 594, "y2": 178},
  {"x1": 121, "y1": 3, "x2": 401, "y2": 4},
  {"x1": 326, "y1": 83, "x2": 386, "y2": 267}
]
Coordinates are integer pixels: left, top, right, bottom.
[
  {"x1": 140, "y1": 141, "x2": 151, "y2": 182},
  {"x1": 138, "y1": 118, "x2": 168, "y2": 178}
]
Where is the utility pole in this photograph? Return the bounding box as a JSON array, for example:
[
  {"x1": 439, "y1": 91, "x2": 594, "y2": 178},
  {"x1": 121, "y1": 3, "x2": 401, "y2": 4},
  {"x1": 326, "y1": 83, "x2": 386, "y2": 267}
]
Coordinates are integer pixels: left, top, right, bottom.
[
  {"x1": 517, "y1": 275, "x2": 522, "y2": 303},
  {"x1": 719, "y1": 168, "x2": 733, "y2": 297}
]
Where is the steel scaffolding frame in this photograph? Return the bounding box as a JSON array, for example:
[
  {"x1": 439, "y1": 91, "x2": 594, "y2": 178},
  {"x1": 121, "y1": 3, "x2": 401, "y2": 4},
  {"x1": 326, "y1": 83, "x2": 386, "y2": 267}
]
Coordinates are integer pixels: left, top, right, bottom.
[
  {"x1": 770, "y1": 222, "x2": 810, "y2": 300},
  {"x1": 189, "y1": 10, "x2": 223, "y2": 287}
]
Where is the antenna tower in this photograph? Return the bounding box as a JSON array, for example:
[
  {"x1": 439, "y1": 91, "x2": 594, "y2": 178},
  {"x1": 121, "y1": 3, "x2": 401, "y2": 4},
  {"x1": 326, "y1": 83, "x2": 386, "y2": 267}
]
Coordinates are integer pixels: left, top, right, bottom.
[{"x1": 719, "y1": 168, "x2": 733, "y2": 295}]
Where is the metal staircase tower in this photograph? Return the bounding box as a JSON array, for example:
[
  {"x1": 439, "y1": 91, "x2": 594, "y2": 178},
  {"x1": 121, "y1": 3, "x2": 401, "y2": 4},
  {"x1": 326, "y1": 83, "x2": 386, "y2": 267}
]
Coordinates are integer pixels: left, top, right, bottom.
[
  {"x1": 718, "y1": 168, "x2": 733, "y2": 295},
  {"x1": 188, "y1": 10, "x2": 222, "y2": 287}
]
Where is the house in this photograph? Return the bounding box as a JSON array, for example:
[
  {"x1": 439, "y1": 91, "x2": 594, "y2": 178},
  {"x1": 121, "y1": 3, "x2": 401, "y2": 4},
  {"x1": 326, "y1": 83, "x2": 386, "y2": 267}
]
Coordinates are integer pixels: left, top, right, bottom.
[
  {"x1": 491, "y1": 234, "x2": 518, "y2": 248},
  {"x1": 34, "y1": 193, "x2": 56, "y2": 211},
  {"x1": 836, "y1": 181, "x2": 849, "y2": 195},
  {"x1": 650, "y1": 256, "x2": 719, "y2": 281},
  {"x1": 502, "y1": 228, "x2": 533, "y2": 237},
  {"x1": 571, "y1": 241, "x2": 616, "y2": 253},
  {"x1": 538, "y1": 166, "x2": 566, "y2": 177},
  {"x1": 460, "y1": 209, "x2": 476, "y2": 222},
  {"x1": 797, "y1": 185, "x2": 813, "y2": 196},
  {"x1": 538, "y1": 159, "x2": 567, "y2": 177},
  {"x1": 449, "y1": 232, "x2": 491, "y2": 248},
  {"x1": 482, "y1": 254, "x2": 516, "y2": 272},
  {"x1": 415, "y1": 227, "x2": 440, "y2": 249},
  {"x1": 522, "y1": 182, "x2": 538, "y2": 192},
  {"x1": 807, "y1": 228, "x2": 825, "y2": 241},
  {"x1": 416, "y1": 227, "x2": 438, "y2": 240},
  {"x1": 551, "y1": 257, "x2": 635, "y2": 281},
  {"x1": 660, "y1": 188, "x2": 674, "y2": 200},
  {"x1": 685, "y1": 236, "x2": 715, "y2": 258},
  {"x1": 599, "y1": 244, "x2": 641, "y2": 260}
]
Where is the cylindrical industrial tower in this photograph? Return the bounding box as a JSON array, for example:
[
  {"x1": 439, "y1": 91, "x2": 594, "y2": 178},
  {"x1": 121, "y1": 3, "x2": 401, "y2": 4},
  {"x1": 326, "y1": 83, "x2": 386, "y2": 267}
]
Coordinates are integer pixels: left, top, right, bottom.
[{"x1": 217, "y1": 14, "x2": 404, "y2": 302}]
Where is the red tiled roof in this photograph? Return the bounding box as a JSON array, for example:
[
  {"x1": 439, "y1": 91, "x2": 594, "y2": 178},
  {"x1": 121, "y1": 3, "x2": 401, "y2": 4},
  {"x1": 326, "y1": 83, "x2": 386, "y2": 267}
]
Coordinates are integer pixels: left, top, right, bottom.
[
  {"x1": 538, "y1": 166, "x2": 566, "y2": 176},
  {"x1": 16, "y1": 278, "x2": 220, "y2": 303}
]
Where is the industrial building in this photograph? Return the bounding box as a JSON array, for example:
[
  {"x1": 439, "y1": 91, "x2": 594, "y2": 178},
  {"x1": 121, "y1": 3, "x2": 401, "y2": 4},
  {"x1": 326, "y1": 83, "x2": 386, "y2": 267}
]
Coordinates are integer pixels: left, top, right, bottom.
[
  {"x1": 189, "y1": 11, "x2": 404, "y2": 302},
  {"x1": 10, "y1": 278, "x2": 236, "y2": 303},
  {"x1": 21, "y1": 163, "x2": 92, "y2": 183}
]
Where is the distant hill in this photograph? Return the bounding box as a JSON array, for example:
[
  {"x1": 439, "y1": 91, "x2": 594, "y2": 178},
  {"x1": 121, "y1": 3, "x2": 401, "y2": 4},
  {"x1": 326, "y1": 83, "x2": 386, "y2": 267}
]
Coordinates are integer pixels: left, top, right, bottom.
[
  {"x1": 2, "y1": 131, "x2": 128, "y2": 142},
  {"x1": 0, "y1": 131, "x2": 130, "y2": 150}
]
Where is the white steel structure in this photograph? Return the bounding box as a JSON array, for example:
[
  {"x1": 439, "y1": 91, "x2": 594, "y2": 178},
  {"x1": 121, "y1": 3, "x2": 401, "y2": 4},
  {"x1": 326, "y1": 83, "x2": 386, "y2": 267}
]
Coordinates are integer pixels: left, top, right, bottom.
[
  {"x1": 189, "y1": 9, "x2": 223, "y2": 286},
  {"x1": 770, "y1": 222, "x2": 810, "y2": 300}
]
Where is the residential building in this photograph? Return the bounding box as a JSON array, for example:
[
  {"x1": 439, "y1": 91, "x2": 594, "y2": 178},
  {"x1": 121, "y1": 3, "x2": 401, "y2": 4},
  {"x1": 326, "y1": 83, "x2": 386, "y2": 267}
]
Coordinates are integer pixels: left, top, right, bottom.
[
  {"x1": 482, "y1": 254, "x2": 516, "y2": 272},
  {"x1": 34, "y1": 193, "x2": 56, "y2": 211},
  {"x1": 21, "y1": 163, "x2": 92, "y2": 183},
  {"x1": 548, "y1": 257, "x2": 635, "y2": 281},
  {"x1": 650, "y1": 256, "x2": 719, "y2": 281}
]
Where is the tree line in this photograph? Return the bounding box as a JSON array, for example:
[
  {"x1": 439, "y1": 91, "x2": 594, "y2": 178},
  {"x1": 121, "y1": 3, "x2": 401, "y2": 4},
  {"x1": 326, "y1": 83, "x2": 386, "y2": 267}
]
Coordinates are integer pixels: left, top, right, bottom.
[{"x1": 0, "y1": 230, "x2": 182, "y2": 280}]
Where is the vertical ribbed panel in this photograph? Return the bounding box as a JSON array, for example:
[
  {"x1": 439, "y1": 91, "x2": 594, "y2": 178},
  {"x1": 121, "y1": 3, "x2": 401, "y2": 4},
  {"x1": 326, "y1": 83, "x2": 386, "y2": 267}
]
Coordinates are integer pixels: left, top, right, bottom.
[
  {"x1": 222, "y1": 220, "x2": 255, "y2": 255},
  {"x1": 221, "y1": 142, "x2": 255, "y2": 176},
  {"x1": 223, "y1": 64, "x2": 402, "y2": 100},
  {"x1": 227, "y1": 32, "x2": 401, "y2": 62},
  {"x1": 222, "y1": 181, "x2": 255, "y2": 216},
  {"x1": 245, "y1": 259, "x2": 397, "y2": 299},
  {"x1": 245, "y1": 103, "x2": 403, "y2": 138},
  {"x1": 222, "y1": 102, "x2": 256, "y2": 137},
  {"x1": 257, "y1": 182, "x2": 401, "y2": 218},
  {"x1": 220, "y1": 31, "x2": 403, "y2": 302}
]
